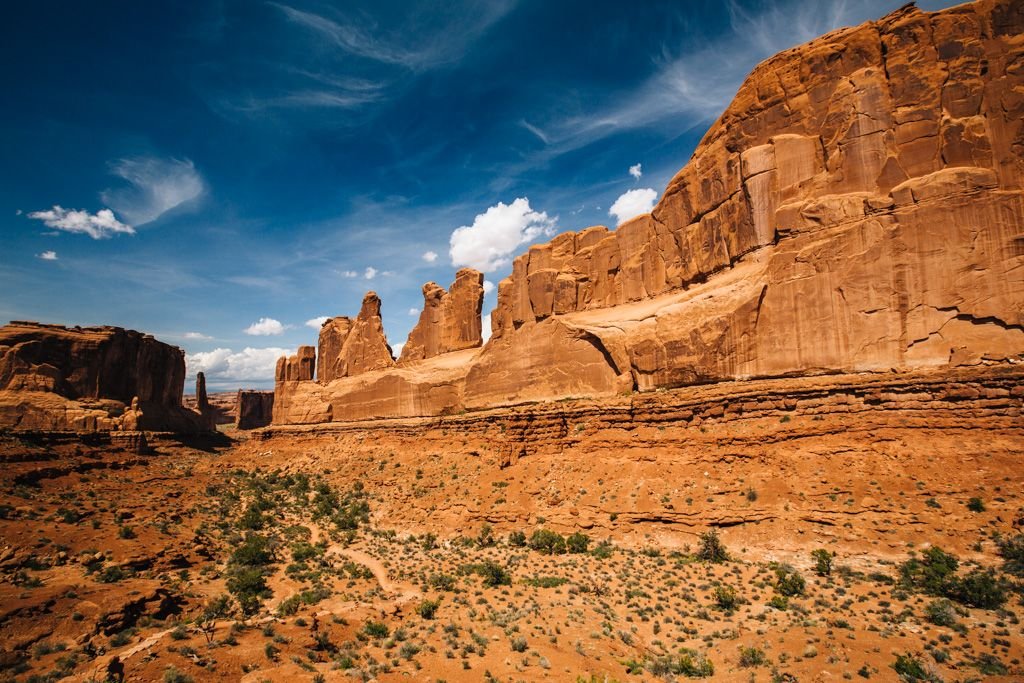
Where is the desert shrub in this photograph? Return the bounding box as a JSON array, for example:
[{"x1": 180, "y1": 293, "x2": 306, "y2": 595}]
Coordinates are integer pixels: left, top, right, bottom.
[
  {"x1": 529, "y1": 529, "x2": 566, "y2": 555},
  {"x1": 566, "y1": 532, "x2": 591, "y2": 554},
  {"x1": 507, "y1": 531, "x2": 527, "y2": 547},
  {"x1": 951, "y1": 568, "x2": 1006, "y2": 609},
  {"x1": 737, "y1": 646, "x2": 766, "y2": 668},
  {"x1": 898, "y1": 547, "x2": 958, "y2": 595},
  {"x1": 923, "y1": 598, "x2": 957, "y2": 627},
  {"x1": 363, "y1": 620, "x2": 389, "y2": 638},
  {"x1": 477, "y1": 523, "x2": 494, "y2": 547},
  {"x1": 697, "y1": 530, "x2": 728, "y2": 563},
  {"x1": 966, "y1": 497, "x2": 985, "y2": 512},
  {"x1": 973, "y1": 653, "x2": 1008, "y2": 675},
  {"x1": 647, "y1": 650, "x2": 715, "y2": 678},
  {"x1": 226, "y1": 566, "x2": 270, "y2": 616},
  {"x1": 591, "y1": 541, "x2": 614, "y2": 559},
  {"x1": 524, "y1": 576, "x2": 569, "y2": 588},
  {"x1": 474, "y1": 560, "x2": 512, "y2": 587},
  {"x1": 118, "y1": 525, "x2": 136, "y2": 539},
  {"x1": 811, "y1": 549, "x2": 834, "y2": 576},
  {"x1": 231, "y1": 534, "x2": 274, "y2": 567},
  {"x1": 237, "y1": 504, "x2": 266, "y2": 531},
  {"x1": 98, "y1": 565, "x2": 127, "y2": 583},
  {"x1": 290, "y1": 541, "x2": 320, "y2": 562},
  {"x1": 774, "y1": 568, "x2": 806, "y2": 597},
  {"x1": 892, "y1": 653, "x2": 941, "y2": 681},
  {"x1": 510, "y1": 636, "x2": 528, "y2": 652},
  {"x1": 163, "y1": 666, "x2": 193, "y2": 683},
  {"x1": 713, "y1": 585, "x2": 739, "y2": 610},
  {"x1": 417, "y1": 599, "x2": 440, "y2": 620},
  {"x1": 997, "y1": 534, "x2": 1024, "y2": 576},
  {"x1": 428, "y1": 573, "x2": 456, "y2": 591}
]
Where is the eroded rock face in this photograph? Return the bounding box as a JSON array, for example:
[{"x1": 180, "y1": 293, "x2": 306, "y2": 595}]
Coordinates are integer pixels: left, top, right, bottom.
[
  {"x1": 236, "y1": 390, "x2": 274, "y2": 430},
  {"x1": 316, "y1": 316, "x2": 352, "y2": 383},
  {"x1": 400, "y1": 268, "x2": 485, "y2": 363},
  {"x1": 0, "y1": 322, "x2": 206, "y2": 432},
  {"x1": 338, "y1": 293, "x2": 395, "y2": 377},
  {"x1": 273, "y1": 0, "x2": 1024, "y2": 425}
]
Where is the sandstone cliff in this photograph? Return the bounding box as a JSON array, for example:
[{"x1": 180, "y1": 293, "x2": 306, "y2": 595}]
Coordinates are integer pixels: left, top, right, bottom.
[
  {"x1": 400, "y1": 268, "x2": 485, "y2": 363},
  {"x1": 273, "y1": 0, "x2": 1024, "y2": 425},
  {"x1": 0, "y1": 321, "x2": 208, "y2": 432},
  {"x1": 236, "y1": 390, "x2": 274, "y2": 430}
]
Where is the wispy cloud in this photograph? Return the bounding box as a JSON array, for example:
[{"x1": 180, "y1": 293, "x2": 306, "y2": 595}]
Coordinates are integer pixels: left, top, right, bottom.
[
  {"x1": 270, "y1": 1, "x2": 515, "y2": 72},
  {"x1": 27, "y1": 206, "x2": 134, "y2": 239},
  {"x1": 101, "y1": 157, "x2": 204, "y2": 226},
  {"x1": 37, "y1": 250, "x2": 59, "y2": 261}
]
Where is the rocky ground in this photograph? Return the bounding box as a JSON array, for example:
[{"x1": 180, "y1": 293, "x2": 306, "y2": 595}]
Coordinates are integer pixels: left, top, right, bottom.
[{"x1": 0, "y1": 371, "x2": 1023, "y2": 682}]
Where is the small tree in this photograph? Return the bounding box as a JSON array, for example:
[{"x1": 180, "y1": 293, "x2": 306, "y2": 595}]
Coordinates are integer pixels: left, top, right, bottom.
[
  {"x1": 197, "y1": 594, "x2": 231, "y2": 643},
  {"x1": 811, "y1": 549, "x2": 834, "y2": 576},
  {"x1": 566, "y1": 532, "x2": 590, "y2": 554},
  {"x1": 529, "y1": 529, "x2": 566, "y2": 555},
  {"x1": 697, "y1": 530, "x2": 728, "y2": 563},
  {"x1": 507, "y1": 531, "x2": 527, "y2": 547},
  {"x1": 775, "y1": 567, "x2": 806, "y2": 597}
]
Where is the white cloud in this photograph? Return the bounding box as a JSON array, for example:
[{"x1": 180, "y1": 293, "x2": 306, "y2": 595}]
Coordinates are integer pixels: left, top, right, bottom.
[
  {"x1": 37, "y1": 250, "x2": 58, "y2": 261},
  {"x1": 341, "y1": 270, "x2": 358, "y2": 278},
  {"x1": 27, "y1": 206, "x2": 134, "y2": 240},
  {"x1": 101, "y1": 157, "x2": 203, "y2": 226},
  {"x1": 482, "y1": 280, "x2": 495, "y2": 295},
  {"x1": 422, "y1": 250, "x2": 438, "y2": 262},
  {"x1": 244, "y1": 317, "x2": 288, "y2": 336},
  {"x1": 183, "y1": 331, "x2": 212, "y2": 340},
  {"x1": 364, "y1": 266, "x2": 378, "y2": 280},
  {"x1": 391, "y1": 342, "x2": 405, "y2": 357},
  {"x1": 381, "y1": 270, "x2": 395, "y2": 276},
  {"x1": 481, "y1": 314, "x2": 492, "y2": 343},
  {"x1": 629, "y1": 163, "x2": 643, "y2": 180},
  {"x1": 449, "y1": 197, "x2": 556, "y2": 272},
  {"x1": 408, "y1": 308, "x2": 419, "y2": 316},
  {"x1": 609, "y1": 188, "x2": 658, "y2": 226},
  {"x1": 305, "y1": 316, "x2": 329, "y2": 329},
  {"x1": 186, "y1": 346, "x2": 290, "y2": 383}
]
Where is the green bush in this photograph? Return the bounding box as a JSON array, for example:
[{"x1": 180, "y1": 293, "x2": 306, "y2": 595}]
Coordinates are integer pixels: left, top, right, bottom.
[
  {"x1": 923, "y1": 598, "x2": 957, "y2": 627},
  {"x1": 231, "y1": 534, "x2": 274, "y2": 567},
  {"x1": 647, "y1": 650, "x2": 715, "y2": 678},
  {"x1": 162, "y1": 666, "x2": 193, "y2": 683},
  {"x1": 966, "y1": 497, "x2": 985, "y2": 513},
  {"x1": 507, "y1": 531, "x2": 527, "y2": 547},
  {"x1": 898, "y1": 547, "x2": 958, "y2": 596},
  {"x1": 713, "y1": 585, "x2": 739, "y2": 610},
  {"x1": 363, "y1": 620, "x2": 389, "y2": 638},
  {"x1": 811, "y1": 549, "x2": 834, "y2": 576},
  {"x1": 774, "y1": 568, "x2": 806, "y2": 597},
  {"x1": 738, "y1": 646, "x2": 766, "y2": 667},
  {"x1": 952, "y1": 568, "x2": 1006, "y2": 609},
  {"x1": 510, "y1": 636, "x2": 528, "y2": 652},
  {"x1": 529, "y1": 529, "x2": 566, "y2": 555},
  {"x1": 566, "y1": 532, "x2": 590, "y2": 554},
  {"x1": 697, "y1": 530, "x2": 728, "y2": 563},
  {"x1": 417, "y1": 599, "x2": 440, "y2": 620},
  {"x1": 475, "y1": 560, "x2": 512, "y2": 587},
  {"x1": 892, "y1": 652, "x2": 940, "y2": 681},
  {"x1": 226, "y1": 566, "x2": 270, "y2": 616},
  {"x1": 997, "y1": 534, "x2": 1024, "y2": 576}
]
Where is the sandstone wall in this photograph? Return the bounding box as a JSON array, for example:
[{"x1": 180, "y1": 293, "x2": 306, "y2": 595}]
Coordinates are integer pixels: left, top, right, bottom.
[
  {"x1": 236, "y1": 390, "x2": 274, "y2": 430},
  {"x1": 400, "y1": 268, "x2": 485, "y2": 363},
  {"x1": 0, "y1": 322, "x2": 207, "y2": 432},
  {"x1": 272, "y1": 0, "x2": 1024, "y2": 425}
]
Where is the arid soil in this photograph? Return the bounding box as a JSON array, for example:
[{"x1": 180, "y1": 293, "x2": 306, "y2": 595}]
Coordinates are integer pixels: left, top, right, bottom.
[{"x1": 1, "y1": 368, "x2": 1022, "y2": 682}]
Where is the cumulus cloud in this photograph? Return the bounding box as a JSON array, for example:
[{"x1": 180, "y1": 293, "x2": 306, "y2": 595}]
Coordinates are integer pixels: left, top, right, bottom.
[
  {"x1": 101, "y1": 157, "x2": 203, "y2": 226},
  {"x1": 244, "y1": 317, "x2": 288, "y2": 336},
  {"x1": 27, "y1": 206, "x2": 134, "y2": 240},
  {"x1": 364, "y1": 266, "x2": 378, "y2": 280},
  {"x1": 629, "y1": 163, "x2": 643, "y2": 180},
  {"x1": 482, "y1": 280, "x2": 495, "y2": 294},
  {"x1": 481, "y1": 314, "x2": 492, "y2": 342},
  {"x1": 407, "y1": 308, "x2": 419, "y2": 316},
  {"x1": 422, "y1": 250, "x2": 438, "y2": 262},
  {"x1": 37, "y1": 250, "x2": 58, "y2": 261},
  {"x1": 449, "y1": 198, "x2": 556, "y2": 272},
  {"x1": 183, "y1": 331, "x2": 212, "y2": 340},
  {"x1": 305, "y1": 316, "x2": 329, "y2": 329},
  {"x1": 186, "y1": 347, "x2": 290, "y2": 384},
  {"x1": 609, "y1": 188, "x2": 658, "y2": 226},
  {"x1": 391, "y1": 342, "x2": 405, "y2": 357}
]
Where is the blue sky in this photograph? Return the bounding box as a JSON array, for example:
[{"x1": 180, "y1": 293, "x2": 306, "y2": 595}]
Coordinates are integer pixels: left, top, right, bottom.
[{"x1": 0, "y1": 0, "x2": 956, "y2": 391}]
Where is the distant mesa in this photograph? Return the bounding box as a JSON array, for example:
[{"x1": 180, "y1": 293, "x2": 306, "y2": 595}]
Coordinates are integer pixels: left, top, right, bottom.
[
  {"x1": 273, "y1": 0, "x2": 1024, "y2": 425},
  {"x1": 0, "y1": 321, "x2": 212, "y2": 433}
]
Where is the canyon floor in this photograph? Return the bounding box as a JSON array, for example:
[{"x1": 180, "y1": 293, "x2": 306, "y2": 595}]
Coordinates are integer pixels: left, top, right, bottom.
[{"x1": 1, "y1": 369, "x2": 1023, "y2": 682}]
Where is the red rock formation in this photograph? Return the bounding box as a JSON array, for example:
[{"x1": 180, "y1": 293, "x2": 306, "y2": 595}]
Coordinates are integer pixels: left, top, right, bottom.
[
  {"x1": 236, "y1": 390, "x2": 274, "y2": 430},
  {"x1": 400, "y1": 268, "x2": 484, "y2": 363},
  {"x1": 338, "y1": 293, "x2": 395, "y2": 377},
  {"x1": 0, "y1": 321, "x2": 207, "y2": 432},
  {"x1": 272, "y1": 0, "x2": 1024, "y2": 425},
  {"x1": 317, "y1": 317, "x2": 352, "y2": 382}
]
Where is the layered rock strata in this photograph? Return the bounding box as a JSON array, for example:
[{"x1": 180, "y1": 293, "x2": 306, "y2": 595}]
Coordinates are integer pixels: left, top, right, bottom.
[
  {"x1": 236, "y1": 390, "x2": 274, "y2": 430},
  {"x1": 273, "y1": 0, "x2": 1024, "y2": 425},
  {"x1": 0, "y1": 322, "x2": 207, "y2": 432}
]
